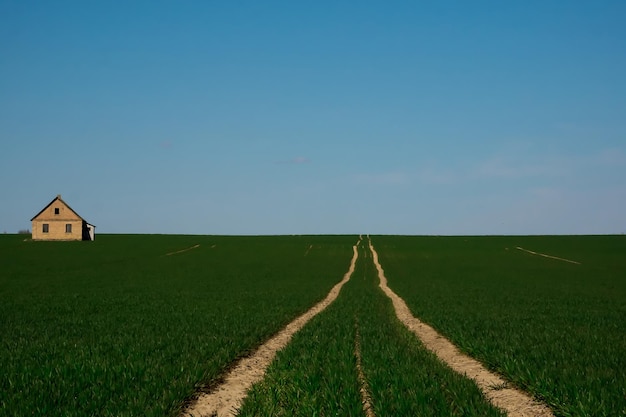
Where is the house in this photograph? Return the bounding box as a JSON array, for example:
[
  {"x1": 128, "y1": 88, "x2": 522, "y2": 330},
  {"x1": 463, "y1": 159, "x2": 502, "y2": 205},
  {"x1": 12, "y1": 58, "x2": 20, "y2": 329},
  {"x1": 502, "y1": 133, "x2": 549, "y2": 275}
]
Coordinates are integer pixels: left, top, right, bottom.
[{"x1": 31, "y1": 195, "x2": 96, "y2": 241}]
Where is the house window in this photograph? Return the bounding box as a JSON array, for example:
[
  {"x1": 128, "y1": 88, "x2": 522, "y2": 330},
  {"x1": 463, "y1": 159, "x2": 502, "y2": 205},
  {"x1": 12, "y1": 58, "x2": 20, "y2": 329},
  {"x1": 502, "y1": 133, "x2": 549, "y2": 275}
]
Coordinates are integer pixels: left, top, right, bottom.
[
  {"x1": 66, "y1": 224, "x2": 72, "y2": 233},
  {"x1": 54, "y1": 208, "x2": 60, "y2": 215},
  {"x1": 43, "y1": 224, "x2": 49, "y2": 233}
]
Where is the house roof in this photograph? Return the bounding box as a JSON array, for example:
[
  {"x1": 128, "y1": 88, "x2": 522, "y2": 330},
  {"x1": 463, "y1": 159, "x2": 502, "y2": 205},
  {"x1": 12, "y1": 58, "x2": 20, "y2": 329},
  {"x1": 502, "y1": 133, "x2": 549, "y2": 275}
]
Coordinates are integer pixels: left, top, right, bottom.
[{"x1": 30, "y1": 195, "x2": 94, "y2": 226}]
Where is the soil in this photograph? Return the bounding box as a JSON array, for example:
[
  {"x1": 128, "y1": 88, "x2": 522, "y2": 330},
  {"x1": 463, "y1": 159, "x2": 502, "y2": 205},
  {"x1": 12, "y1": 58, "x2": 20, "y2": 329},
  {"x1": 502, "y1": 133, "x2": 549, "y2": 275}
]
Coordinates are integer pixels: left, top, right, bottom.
[
  {"x1": 180, "y1": 239, "x2": 361, "y2": 417},
  {"x1": 181, "y1": 237, "x2": 554, "y2": 416},
  {"x1": 368, "y1": 239, "x2": 554, "y2": 417}
]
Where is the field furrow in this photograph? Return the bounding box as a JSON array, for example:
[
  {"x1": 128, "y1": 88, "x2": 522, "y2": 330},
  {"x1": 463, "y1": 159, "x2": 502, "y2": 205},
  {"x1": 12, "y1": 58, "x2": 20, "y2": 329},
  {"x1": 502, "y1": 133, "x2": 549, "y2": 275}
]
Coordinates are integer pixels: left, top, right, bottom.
[
  {"x1": 2, "y1": 234, "x2": 623, "y2": 416},
  {"x1": 368, "y1": 239, "x2": 553, "y2": 416},
  {"x1": 238, "y1": 240, "x2": 504, "y2": 416},
  {"x1": 0, "y1": 235, "x2": 356, "y2": 417},
  {"x1": 181, "y1": 238, "x2": 361, "y2": 416},
  {"x1": 372, "y1": 235, "x2": 626, "y2": 416}
]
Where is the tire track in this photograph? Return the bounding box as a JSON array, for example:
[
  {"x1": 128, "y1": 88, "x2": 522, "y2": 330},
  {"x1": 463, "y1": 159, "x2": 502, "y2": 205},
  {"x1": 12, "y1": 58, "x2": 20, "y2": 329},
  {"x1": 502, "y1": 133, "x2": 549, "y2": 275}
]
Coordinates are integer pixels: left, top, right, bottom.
[
  {"x1": 180, "y1": 238, "x2": 361, "y2": 417},
  {"x1": 516, "y1": 246, "x2": 581, "y2": 265},
  {"x1": 368, "y1": 238, "x2": 554, "y2": 417},
  {"x1": 166, "y1": 244, "x2": 200, "y2": 256}
]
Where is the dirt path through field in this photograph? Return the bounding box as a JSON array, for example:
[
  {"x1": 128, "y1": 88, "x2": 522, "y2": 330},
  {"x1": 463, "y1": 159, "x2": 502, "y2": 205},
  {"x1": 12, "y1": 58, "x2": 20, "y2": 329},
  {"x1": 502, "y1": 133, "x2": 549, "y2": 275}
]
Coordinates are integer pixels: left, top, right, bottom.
[
  {"x1": 368, "y1": 239, "x2": 554, "y2": 417},
  {"x1": 516, "y1": 246, "x2": 581, "y2": 265},
  {"x1": 166, "y1": 244, "x2": 200, "y2": 256},
  {"x1": 180, "y1": 238, "x2": 361, "y2": 417}
]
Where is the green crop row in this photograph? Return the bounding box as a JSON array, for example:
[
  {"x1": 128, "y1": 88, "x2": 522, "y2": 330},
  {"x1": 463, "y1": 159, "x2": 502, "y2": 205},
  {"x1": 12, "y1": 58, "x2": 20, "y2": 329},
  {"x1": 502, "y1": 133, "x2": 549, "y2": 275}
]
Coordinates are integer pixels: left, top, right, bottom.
[
  {"x1": 0, "y1": 234, "x2": 355, "y2": 417},
  {"x1": 372, "y1": 235, "x2": 626, "y2": 417},
  {"x1": 238, "y1": 241, "x2": 505, "y2": 416}
]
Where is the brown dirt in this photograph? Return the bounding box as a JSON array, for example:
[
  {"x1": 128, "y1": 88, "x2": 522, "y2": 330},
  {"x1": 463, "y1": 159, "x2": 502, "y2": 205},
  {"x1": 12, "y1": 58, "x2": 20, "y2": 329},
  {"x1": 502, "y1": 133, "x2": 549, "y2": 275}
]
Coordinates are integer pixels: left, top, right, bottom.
[
  {"x1": 368, "y1": 239, "x2": 555, "y2": 417},
  {"x1": 180, "y1": 238, "x2": 361, "y2": 417},
  {"x1": 516, "y1": 246, "x2": 580, "y2": 264}
]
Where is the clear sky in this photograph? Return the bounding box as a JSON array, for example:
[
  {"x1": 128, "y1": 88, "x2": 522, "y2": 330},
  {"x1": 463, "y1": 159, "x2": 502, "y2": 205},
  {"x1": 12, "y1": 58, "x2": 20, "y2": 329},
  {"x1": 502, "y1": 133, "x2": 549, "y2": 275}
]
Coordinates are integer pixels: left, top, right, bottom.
[{"x1": 1, "y1": 1, "x2": 625, "y2": 235}]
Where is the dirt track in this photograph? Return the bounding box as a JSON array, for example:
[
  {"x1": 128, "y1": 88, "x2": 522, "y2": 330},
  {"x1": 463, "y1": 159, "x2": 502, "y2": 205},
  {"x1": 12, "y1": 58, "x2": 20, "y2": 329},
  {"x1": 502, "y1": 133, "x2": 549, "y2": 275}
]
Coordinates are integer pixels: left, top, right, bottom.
[
  {"x1": 368, "y1": 239, "x2": 554, "y2": 417},
  {"x1": 181, "y1": 237, "x2": 555, "y2": 416},
  {"x1": 165, "y1": 244, "x2": 200, "y2": 256},
  {"x1": 180, "y1": 239, "x2": 361, "y2": 417},
  {"x1": 516, "y1": 246, "x2": 581, "y2": 264}
]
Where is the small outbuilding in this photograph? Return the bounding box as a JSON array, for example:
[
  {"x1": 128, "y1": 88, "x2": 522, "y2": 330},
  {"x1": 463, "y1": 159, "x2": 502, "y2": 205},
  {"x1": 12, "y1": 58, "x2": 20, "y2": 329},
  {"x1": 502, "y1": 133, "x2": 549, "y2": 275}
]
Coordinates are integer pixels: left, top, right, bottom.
[{"x1": 31, "y1": 195, "x2": 96, "y2": 241}]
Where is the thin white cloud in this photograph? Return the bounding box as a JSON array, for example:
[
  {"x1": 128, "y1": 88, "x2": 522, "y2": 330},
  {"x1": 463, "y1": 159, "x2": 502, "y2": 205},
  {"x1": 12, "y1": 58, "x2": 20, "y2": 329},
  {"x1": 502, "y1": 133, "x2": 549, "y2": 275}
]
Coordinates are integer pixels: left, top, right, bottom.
[
  {"x1": 590, "y1": 148, "x2": 626, "y2": 166},
  {"x1": 415, "y1": 165, "x2": 459, "y2": 185},
  {"x1": 553, "y1": 122, "x2": 626, "y2": 137},
  {"x1": 467, "y1": 146, "x2": 626, "y2": 181},
  {"x1": 352, "y1": 171, "x2": 409, "y2": 186},
  {"x1": 472, "y1": 156, "x2": 564, "y2": 180},
  {"x1": 275, "y1": 156, "x2": 311, "y2": 165}
]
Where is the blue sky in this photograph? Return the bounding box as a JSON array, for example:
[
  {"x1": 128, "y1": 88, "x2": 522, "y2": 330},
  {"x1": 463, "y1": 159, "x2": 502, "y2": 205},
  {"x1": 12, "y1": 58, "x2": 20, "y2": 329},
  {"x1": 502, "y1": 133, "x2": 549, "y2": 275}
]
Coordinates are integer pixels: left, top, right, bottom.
[{"x1": 1, "y1": 1, "x2": 625, "y2": 235}]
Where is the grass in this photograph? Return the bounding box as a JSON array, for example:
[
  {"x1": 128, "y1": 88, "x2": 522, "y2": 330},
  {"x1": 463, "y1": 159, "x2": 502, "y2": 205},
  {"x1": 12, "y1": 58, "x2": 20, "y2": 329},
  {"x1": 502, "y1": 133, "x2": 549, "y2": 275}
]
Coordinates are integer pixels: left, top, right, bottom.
[
  {"x1": 3, "y1": 233, "x2": 622, "y2": 416},
  {"x1": 0, "y1": 234, "x2": 355, "y2": 417},
  {"x1": 238, "y1": 240, "x2": 505, "y2": 416},
  {"x1": 372, "y1": 235, "x2": 626, "y2": 417}
]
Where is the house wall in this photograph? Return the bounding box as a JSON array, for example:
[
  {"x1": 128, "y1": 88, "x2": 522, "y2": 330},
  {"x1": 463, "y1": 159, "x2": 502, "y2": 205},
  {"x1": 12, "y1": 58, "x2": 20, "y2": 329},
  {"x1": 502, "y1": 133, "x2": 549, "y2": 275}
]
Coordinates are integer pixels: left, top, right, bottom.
[
  {"x1": 31, "y1": 201, "x2": 84, "y2": 241},
  {"x1": 32, "y1": 219, "x2": 83, "y2": 240}
]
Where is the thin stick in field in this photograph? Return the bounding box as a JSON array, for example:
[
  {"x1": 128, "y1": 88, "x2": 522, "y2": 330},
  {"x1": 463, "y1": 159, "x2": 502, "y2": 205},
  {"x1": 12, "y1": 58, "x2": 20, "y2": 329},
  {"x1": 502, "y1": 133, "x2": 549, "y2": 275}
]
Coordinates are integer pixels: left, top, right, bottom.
[
  {"x1": 516, "y1": 246, "x2": 581, "y2": 265},
  {"x1": 368, "y1": 239, "x2": 554, "y2": 417},
  {"x1": 180, "y1": 238, "x2": 361, "y2": 417}
]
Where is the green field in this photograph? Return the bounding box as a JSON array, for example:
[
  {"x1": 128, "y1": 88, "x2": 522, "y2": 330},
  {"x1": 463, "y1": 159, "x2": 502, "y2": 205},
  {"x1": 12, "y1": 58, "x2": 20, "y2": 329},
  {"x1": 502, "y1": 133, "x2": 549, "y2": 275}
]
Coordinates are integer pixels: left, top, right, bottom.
[
  {"x1": 1, "y1": 234, "x2": 624, "y2": 416},
  {"x1": 0, "y1": 234, "x2": 355, "y2": 417},
  {"x1": 373, "y1": 235, "x2": 626, "y2": 417},
  {"x1": 239, "y1": 243, "x2": 504, "y2": 416}
]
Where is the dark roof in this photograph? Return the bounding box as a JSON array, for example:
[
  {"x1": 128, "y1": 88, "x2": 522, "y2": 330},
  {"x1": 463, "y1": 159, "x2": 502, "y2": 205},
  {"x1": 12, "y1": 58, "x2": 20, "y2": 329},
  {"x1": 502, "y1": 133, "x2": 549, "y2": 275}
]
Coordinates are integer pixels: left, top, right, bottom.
[{"x1": 30, "y1": 195, "x2": 94, "y2": 226}]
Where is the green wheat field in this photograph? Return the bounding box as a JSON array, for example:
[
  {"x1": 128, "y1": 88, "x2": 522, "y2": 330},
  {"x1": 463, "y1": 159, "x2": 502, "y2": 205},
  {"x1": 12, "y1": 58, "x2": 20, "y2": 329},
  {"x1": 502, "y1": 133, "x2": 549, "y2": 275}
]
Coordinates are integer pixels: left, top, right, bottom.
[{"x1": 1, "y1": 234, "x2": 624, "y2": 416}]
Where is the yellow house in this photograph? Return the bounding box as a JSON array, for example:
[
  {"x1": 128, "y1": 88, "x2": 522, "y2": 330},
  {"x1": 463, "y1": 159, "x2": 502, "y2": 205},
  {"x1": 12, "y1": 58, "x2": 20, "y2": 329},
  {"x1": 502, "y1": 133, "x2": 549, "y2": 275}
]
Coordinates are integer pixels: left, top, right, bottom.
[{"x1": 31, "y1": 195, "x2": 96, "y2": 241}]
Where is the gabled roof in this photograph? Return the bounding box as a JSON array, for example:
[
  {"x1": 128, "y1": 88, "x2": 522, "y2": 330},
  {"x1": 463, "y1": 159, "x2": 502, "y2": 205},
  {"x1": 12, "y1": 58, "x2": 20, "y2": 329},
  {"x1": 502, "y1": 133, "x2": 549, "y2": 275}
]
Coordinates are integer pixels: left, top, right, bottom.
[{"x1": 30, "y1": 195, "x2": 93, "y2": 225}]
